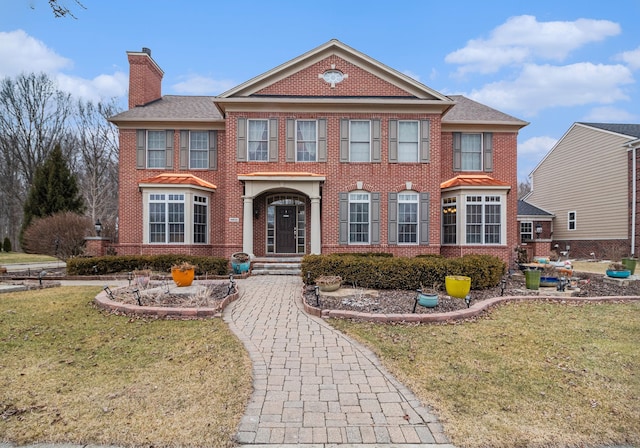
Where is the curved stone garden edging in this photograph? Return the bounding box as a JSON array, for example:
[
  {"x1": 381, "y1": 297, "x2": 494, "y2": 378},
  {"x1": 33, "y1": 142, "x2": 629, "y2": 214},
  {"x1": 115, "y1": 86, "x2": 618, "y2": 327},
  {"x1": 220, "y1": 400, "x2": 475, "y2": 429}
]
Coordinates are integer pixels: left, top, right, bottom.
[
  {"x1": 94, "y1": 286, "x2": 240, "y2": 319},
  {"x1": 301, "y1": 291, "x2": 640, "y2": 323}
]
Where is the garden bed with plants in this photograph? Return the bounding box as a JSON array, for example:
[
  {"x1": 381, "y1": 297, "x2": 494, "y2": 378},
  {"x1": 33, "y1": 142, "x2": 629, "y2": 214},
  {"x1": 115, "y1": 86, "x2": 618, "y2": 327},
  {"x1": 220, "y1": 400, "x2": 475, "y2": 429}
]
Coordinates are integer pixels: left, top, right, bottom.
[{"x1": 303, "y1": 271, "x2": 640, "y2": 315}]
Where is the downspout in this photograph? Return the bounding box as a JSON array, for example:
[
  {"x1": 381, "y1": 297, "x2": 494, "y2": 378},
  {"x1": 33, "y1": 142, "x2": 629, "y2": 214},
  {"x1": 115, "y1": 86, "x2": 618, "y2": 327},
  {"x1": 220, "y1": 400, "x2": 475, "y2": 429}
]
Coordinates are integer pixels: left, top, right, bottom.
[{"x1": 632, "y1": 145, "x2": 637, "y2": 256}]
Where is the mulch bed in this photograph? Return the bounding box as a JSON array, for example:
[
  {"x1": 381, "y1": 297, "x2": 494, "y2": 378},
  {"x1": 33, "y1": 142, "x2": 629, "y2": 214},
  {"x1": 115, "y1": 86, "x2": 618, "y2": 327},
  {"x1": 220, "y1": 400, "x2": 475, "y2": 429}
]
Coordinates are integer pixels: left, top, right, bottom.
[
  {"x1": 303, "y1": 272, "x2": 640, "y2": 315},
  {"x1": 108, "y1": 282, "x2": 231, "y2": 308}
]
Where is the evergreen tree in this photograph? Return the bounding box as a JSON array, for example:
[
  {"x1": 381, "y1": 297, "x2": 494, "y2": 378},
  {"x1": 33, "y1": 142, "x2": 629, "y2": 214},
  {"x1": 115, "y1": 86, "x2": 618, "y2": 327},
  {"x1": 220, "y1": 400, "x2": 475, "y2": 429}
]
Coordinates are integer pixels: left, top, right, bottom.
[{"x1": 21, "y1": 145, "x2": 85, "y2": 242}]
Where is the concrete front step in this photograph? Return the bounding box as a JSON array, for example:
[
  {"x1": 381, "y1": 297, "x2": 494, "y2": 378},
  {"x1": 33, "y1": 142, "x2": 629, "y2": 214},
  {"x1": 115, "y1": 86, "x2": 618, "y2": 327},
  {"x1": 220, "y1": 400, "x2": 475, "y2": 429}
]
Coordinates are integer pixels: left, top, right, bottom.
[{"x1": 251, "y1": 257, "x2": 302, "y2": 276}]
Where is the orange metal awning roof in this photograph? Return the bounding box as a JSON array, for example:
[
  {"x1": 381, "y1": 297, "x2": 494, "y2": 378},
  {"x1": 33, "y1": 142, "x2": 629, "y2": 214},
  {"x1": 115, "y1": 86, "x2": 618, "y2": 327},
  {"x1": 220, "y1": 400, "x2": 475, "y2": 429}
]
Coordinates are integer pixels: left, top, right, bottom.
[
  {"x1": 440, "y1": 174, "x2": 510, "y2": 189},
  {"x1": 138, "y1": 173, "x2": 217, "y2": 191}
]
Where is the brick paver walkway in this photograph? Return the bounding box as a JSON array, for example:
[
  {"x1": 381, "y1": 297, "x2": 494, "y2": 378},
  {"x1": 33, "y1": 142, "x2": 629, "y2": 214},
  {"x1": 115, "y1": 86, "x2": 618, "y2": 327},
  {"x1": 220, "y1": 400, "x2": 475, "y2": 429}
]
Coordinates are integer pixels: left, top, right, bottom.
[{"x1": 224, "y1": 275, "x2": 454, "y2": 446}]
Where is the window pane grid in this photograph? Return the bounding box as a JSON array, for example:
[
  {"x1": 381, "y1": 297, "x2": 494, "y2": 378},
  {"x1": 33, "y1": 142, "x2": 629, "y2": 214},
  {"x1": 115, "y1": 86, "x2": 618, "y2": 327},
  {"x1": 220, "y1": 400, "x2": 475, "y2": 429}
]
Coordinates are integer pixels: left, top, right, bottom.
[
  {"x1": 398, "y1": 121, "x2": 418, "y2": 162},
  {"x1": 350, "y1": 121, "x2": 370, "y2": 162},
  {"x1": 349, "y1": 192, "x2": 369, "y2": 243},
  {"x1": 248, "y1": 120, "x2": 268, "y2": 161},
  {"x1": 190, "y1": 131, "x2": 208, "y2": 169},
  {"x1": 296, "y1": 120, "x2": 317, "y2": 161},
  {"x1": 193, "y1": 195, "x2": 207, "y2": 244},
  {"x1": 398, "y1": 194, "x2": 418, "y2": 244},
  {"x1": 147, "y1": 131, "x2": 165, "y2": 168},
  {"x1": 461, "y1": 133, "x2": 482, "y2": 170}
]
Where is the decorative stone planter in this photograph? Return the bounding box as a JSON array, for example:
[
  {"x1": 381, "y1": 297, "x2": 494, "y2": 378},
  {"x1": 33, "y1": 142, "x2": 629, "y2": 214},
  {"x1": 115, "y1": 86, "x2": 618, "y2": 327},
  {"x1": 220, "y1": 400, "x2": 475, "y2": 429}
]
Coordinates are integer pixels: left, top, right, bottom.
[{"x1": 315, "y1": 275, "x2": 342, "y2": 292}]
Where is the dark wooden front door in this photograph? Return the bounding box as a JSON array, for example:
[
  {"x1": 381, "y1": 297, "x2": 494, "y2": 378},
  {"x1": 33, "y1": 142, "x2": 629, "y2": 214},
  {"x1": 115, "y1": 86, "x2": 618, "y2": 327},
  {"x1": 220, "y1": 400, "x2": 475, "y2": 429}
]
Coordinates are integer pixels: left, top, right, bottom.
[{"x1": 275, "y1": 205, "x2": 296, "y2": 253}]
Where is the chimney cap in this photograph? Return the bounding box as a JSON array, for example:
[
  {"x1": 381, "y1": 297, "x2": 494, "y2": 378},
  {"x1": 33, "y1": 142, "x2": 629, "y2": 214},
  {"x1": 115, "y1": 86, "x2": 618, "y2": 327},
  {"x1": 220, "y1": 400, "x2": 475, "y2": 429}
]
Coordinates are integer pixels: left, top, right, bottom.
[{"x1": 142, "y1": 47, "x2": 151, "y2": 56}]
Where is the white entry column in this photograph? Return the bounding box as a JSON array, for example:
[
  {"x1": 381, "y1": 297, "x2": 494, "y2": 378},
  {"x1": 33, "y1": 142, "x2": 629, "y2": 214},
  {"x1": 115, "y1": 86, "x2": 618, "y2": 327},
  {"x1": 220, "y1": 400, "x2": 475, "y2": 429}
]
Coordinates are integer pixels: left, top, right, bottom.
[
  {"x1": 310, "y1": 196, "x2": 321, "y2": 254},
  {"x1": 242, "y1": 196, "x2": 254, "y2": 257}
]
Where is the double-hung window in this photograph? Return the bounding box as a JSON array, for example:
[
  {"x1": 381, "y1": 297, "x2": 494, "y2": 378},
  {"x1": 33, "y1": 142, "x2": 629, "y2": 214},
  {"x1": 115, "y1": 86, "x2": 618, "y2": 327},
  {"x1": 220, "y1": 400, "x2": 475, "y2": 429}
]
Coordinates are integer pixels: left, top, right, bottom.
[
  {"x1": 466, "y1": 195, "x2": 501, "y2": 244},
  {"x1": 296, "y1": 120, "x2": 317, "y2": 161},
  {"x1": 147, "y1": 130, "x2": 166, "y2": 168},
  {"x1": 189, "y1": 131, "x2": 209, "y2": 168},
  {"x1": 149, "y1": 193, "x2": 185, "y2": 243},
  {"x1": 520, "y1": 221, "x2": 533, "y2": 242},
  {"x1": 398, "y1": 121, "x2": 419, "y2": 162},
  {"x1": 398, "y1": 193, "x2": 418, "y2": 243},
  {"x1": 349, "y1": 192, "x2": 370, "y2": 243},
  {"x1": 568, "y1": 211, "x2": 576, "y2": 230},
  {"x1": 442, "y1": 197, "x2": 457, "y2": 244},
  {"x1": 248, "y1": 119, "x2": 269, "y2": 161},
  {"x1": 350, "y1": 121, "x2": 371, "y2": 162},
  {"x1": 461, "y1": 134, "x2": 482, "y2": 170}
]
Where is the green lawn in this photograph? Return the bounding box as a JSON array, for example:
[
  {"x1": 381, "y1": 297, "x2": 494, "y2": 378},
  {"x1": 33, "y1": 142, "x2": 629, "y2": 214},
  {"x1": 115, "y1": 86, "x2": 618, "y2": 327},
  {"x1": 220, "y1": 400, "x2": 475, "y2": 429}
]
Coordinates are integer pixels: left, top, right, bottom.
[
  {"x1": 0, "y1": 252, "x2": 60, "y2": 264},
  {"x1": 0, "y1": 287, "x2": 252, "y2": 448},
  {"x1": 330, "y1": 300, "x2": 640, "y2": 448}
]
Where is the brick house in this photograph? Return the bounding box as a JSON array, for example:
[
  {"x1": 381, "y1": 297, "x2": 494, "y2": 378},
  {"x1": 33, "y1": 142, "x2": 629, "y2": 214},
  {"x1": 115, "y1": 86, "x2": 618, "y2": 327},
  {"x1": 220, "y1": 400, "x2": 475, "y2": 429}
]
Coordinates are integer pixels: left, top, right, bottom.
[{"x1": 109, "y1": 39, "x2": 527, "y2": 264}]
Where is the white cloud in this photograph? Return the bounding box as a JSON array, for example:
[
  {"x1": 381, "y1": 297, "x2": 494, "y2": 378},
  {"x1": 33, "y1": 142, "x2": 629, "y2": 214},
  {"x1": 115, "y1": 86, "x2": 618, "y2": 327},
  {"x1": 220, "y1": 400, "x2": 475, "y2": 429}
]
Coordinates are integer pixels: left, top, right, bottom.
[
  {"x1": 581, "y1": 106, "x2": 638, "y2": 122},
  {"x1": 617, "y1": 46, "x2": 640, "y2": 70},
  {"x1": 56, "y1": 72, "x2": 128, "y2": 103},
  {"x1": 0, "y1": 29, "x2": 127, "y2": 102},
  {"x1": 172, "y1": 75, "x2": 236, "y2": 95},
  {"x1": 519, "y1": 136, "x2": 557, "y2": 156},
  {"x1": 468, "y1": 62, "x2": 633, "y2": 115},
  {"x1": 0, "y1": 29, "x2": 72, "y2": 77},
  {"x1": 445, "y1": 15, "x2": 621, "y2": 74}
]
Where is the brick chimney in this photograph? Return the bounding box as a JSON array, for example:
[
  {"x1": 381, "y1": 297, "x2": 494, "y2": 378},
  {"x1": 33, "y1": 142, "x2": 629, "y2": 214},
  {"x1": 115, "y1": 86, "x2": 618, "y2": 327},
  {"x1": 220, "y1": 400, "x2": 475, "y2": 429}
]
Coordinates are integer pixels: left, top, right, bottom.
[{"x1": 126, "y1": 47, "x2": 163, "y2": 109}]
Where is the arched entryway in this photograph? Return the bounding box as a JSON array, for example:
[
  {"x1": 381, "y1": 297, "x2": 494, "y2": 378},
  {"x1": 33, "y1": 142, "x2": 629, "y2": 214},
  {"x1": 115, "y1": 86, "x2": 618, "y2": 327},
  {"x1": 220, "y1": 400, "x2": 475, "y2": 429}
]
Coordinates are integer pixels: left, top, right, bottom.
[{"x1": 266, "y1": 194, "x2": 306, "y2": 254}]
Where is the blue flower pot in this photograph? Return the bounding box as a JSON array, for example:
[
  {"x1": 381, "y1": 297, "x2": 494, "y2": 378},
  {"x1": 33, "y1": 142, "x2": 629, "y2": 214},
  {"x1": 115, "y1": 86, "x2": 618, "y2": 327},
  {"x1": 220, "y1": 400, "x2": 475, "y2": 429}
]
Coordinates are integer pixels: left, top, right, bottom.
[
  {"x1": 606, "y1": 269, "x2": 630, "y2": 278},
  {"x1": 417, "y1": 293, "x2": 439, "y2": 308}
]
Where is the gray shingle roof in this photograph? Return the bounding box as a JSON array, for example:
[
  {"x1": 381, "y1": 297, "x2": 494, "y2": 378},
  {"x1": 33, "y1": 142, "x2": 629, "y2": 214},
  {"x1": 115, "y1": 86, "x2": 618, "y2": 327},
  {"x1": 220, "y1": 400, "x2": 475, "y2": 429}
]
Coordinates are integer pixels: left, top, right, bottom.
[
  {"x1": 444, "y1": 95, "x2": 528, "y2": 125},
  {"x1": 578, "y1": 122, "x2": 640, "y2": 139},
  {"x1": 110, "y1": 96, "x2": 223, "y2": 122},
  {"x1": 518, "y1": 200, "x2": 553, "y2": 217}
]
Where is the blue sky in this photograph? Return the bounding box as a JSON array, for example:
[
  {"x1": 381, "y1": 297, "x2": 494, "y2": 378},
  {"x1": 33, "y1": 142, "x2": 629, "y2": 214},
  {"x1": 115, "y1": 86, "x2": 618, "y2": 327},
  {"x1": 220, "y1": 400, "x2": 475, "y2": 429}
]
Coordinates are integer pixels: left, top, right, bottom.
[{"x1": 2, "y1": 0, "x2": 639, "y2": 182}]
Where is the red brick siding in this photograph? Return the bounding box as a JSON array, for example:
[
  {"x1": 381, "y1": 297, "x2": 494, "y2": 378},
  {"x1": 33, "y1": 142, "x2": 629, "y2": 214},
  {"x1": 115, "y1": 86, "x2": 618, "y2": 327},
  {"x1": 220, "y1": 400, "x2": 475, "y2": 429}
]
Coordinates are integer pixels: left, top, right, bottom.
[{"x1": 256, "y1": 56, "x2": 413, "y2": 97}]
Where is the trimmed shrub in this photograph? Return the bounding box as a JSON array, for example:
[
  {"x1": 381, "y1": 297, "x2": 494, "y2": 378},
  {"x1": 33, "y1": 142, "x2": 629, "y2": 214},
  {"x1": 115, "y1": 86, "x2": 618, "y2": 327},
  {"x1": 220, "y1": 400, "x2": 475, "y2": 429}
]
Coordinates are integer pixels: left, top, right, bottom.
[
  {"x1": 301, "y1": 253, "x2": 505, "y2": 290},
  {"x1": 2, "y1": 237, "x2": 11, "y2": 253},
  {"x1": 66, "y1": 255, "x2": 229, "y2": 276}
]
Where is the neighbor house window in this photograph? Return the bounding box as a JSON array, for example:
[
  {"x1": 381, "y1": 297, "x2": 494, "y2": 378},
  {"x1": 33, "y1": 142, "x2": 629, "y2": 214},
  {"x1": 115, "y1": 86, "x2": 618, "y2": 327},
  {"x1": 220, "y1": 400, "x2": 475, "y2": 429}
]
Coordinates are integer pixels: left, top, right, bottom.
[
  {"x1": 349, "y1": 192, "x2": 370, "y2": 243},
  {"x1": 466, "y1": 195, "x2": 501, "y2": 244},
  {"x1": 146, "y1": 191, "x2": 209, "y2": 244},
  {"x1": 350, "y1": 120, "x2": 371, "y2": 162},
  {"x1": 147, "y1": 130, "x2": 166, "y2": 168},
  {"x1": 520, "y1": 221, "x2": 533, "y2": 242},
  {"x1": 442, "y1": 197, "x2": 457, "y2": 244},
  {"x1": 398, "y1": 121, "x2": 419, "y2": 162},
  {"x1": 296, "y1": 120, "x2": 317, "y2": 161},
  {"x1": 248, "y1": 119, "x2": 268, "y2": 161},
  {"x1": 189, "y1": 131, "x2": 209, "y2": 169},
  {"x1": 398, "y1": 192, "x2": 418, "y2": 243},
  {"x1": 568, "y1": 211, "x2": 576, "y2": 230}
]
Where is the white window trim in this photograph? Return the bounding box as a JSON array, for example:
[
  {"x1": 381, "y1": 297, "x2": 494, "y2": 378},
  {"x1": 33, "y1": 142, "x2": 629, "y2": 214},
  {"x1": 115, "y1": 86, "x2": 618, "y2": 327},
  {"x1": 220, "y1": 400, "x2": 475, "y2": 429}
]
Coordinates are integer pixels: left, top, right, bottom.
[
  {"x1": 189, "y1": 130, "x2": 209, "y2": 169},
  {"x1": 441, "y1": 192, "x2": 507, "y2": 245},
  {"x1": 295, "y1": 119, "x2": 317, "y2": 162},
  {"x1": 568, "y1": 211, "x2": 577, "y2": 231},
  {"x1": 461, "y1": 133, "x2": 483, "y2": 171},
  {"x1": 248, "y1": 119, "x2": 269, "y2": 162},
  {"x1": 147, "y1": 130, "x2": 166, "y2": 169},
  {"x1": 349, "y1": 120, "x2": 371, "y2": 162},
  {"x1": 520, "y1": 220, "x2": 533, "y2": 242},
  {"x1": 142, "y1": 188, "x2": 209, "y2": 245},
  {"x1": 348, "y1": 191, "x2": 370, "y2": 244},
  {"x1": 397, "y1": 191, "x2": 419, "y2": 245},
  {"x1": 398, "y1": 120, "x2": 419, "y2": 163}
]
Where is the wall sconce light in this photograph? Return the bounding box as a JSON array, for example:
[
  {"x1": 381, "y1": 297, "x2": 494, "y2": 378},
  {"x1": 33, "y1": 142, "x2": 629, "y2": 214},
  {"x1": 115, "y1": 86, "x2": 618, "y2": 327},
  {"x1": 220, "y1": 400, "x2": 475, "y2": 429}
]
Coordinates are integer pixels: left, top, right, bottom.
[
  {"x1": 254, "y1": 204, "x2": 260, "y2": 219},
  {"x1": 535, "y1": 224, "x2": 543, "y2": 238},
  {"x1": 95, "y1": 219, "x2": 102, "y2": 237}
]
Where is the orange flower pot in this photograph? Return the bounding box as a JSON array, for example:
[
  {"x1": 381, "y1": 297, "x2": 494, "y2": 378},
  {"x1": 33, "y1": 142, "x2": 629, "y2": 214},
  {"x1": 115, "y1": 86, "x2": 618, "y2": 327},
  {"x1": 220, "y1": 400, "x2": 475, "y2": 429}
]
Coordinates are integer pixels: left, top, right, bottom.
[{"x1": 171, "y1": 268, "x2": 194, "y2": 287}]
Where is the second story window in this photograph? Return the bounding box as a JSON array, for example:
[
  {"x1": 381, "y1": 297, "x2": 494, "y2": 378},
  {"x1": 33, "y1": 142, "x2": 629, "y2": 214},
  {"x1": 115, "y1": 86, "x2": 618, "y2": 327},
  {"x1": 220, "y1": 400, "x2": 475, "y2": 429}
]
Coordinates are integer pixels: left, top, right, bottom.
[
  {"x1": 453, "y1": 132, "x2": 494, "y2": 172},
  {"x1": 248, "y1": 119, "x2": 268, "y2": 161},
  {"x1": 350, "y1": 120, "x2": 371, "y2": 162},
  {"x1": 461, "y1": 133, "x2": 482, "y2": 170},
  {"x1": 147, "y1": 130, "x2": 166, "y2": 168},
  {"x1": 296, "y1": 120, "x2": 317, "y2": 161},
  {"x1": 398, "y1": 121, "x2": 419, "y2": 162},
  {"x1": 189, "y1": 131, "x2": 209, "y2": 169}
]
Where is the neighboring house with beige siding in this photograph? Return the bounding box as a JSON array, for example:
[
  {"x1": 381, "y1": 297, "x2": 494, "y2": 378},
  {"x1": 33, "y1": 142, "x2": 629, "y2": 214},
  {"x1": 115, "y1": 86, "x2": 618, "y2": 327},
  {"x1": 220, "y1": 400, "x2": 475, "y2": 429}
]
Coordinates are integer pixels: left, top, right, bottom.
[{"x1": 524, "y1": 122, "x2": 640, "y2": 259}]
